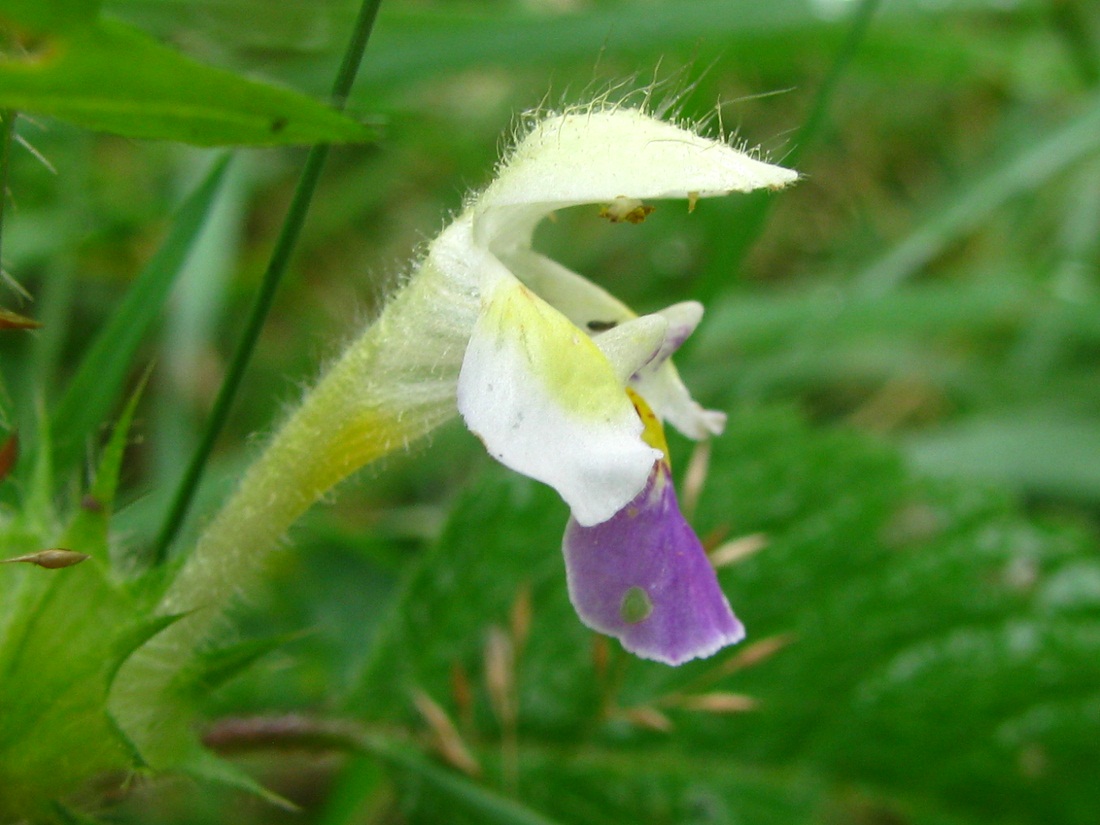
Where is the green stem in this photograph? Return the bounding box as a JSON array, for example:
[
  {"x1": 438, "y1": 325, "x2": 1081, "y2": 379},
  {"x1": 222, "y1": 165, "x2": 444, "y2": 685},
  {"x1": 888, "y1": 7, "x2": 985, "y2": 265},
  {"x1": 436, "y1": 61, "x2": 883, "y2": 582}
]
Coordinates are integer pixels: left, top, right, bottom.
[
  {"x1": 150, "y1": 0, "x2": 385, "y2": 564},
  {"x1": 112, "y1": 242, "x2": 473, "y2": 765}
]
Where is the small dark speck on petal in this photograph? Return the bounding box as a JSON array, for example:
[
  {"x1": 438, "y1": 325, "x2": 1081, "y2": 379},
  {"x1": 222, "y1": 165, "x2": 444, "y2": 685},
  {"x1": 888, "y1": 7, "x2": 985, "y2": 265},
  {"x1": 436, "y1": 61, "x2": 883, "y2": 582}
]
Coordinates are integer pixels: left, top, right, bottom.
[{"x1": 587, "y1": 320, "x2": 618, "y2": 332}]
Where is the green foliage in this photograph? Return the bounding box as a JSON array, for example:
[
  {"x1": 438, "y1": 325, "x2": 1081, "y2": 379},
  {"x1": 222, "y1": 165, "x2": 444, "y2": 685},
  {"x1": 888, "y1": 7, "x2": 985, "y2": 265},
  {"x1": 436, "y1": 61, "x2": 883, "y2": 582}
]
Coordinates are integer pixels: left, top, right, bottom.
[
  {"x1": 0, "y1": 381, "x2": 158, "y2": 819},
  {"x1": 47, "y1": 159, "x2": 228, "y2": 483},
  {"x1": 0, "y1": 12, "x2": 372, "y2": 146},
  {"x1": 0, "y1": 0, "x2": 101, "y2": 34},
  {"x1": 350, "y1": 408, "x2": 1100, "y2": 825},
  {"x1": 0, "y1": 561, "x2": 136, "y2": 820},
  {"x1": 2, "y1": 0, "x2": 1100, "y2": 821}
]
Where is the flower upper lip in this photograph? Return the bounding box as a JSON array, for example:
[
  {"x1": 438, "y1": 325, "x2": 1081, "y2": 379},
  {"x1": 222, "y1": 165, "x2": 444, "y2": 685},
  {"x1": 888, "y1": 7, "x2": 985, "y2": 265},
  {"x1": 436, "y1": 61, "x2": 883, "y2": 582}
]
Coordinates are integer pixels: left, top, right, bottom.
[{"x1": 447, "y1": 107, "x2": 796, "y2": 526}]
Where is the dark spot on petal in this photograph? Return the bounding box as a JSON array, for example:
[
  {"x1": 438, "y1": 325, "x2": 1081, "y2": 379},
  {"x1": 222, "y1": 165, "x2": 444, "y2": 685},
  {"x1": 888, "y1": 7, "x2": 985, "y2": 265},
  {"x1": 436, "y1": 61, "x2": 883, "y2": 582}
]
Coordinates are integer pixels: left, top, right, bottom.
[
  {"x1": 620, "y1": 586, "x2": 653, "y2": 624},
  {"x1": 587, "y1": 320, "x2": 618, "y2": 332}
]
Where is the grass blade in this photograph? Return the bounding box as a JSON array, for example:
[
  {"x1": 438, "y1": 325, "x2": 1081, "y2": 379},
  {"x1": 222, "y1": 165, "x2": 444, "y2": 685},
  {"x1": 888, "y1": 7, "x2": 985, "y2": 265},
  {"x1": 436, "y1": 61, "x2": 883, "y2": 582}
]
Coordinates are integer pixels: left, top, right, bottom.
[
  {"x1": 854, "y1": 90, "x2": 1100, "y2": 296},
  {"x1": 49, "y1": 155, "x2": 230, "y2": 479},
  {"x1": 150, "y1": 0, "x2": 384, "y2": 563},
  {"x1": 0, "y1": 19, "x2": 374, "y2": 146}
]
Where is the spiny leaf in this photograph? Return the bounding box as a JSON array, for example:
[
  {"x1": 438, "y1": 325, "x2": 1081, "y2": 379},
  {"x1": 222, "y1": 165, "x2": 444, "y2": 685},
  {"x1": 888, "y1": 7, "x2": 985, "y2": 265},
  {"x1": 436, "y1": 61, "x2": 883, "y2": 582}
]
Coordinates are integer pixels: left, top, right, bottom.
[
  {"x1": 0, "y1": 560, "x2": 135, "y2": 820},
  {"x1": 179, "y1": 747, "x2": 297, "y2": 811},
  {"x1": 106, "y1": 612, "x2": 187, "y2": 686},
  {"x1": 58, "y1": 368, "x2": 150, "y2": 561}
]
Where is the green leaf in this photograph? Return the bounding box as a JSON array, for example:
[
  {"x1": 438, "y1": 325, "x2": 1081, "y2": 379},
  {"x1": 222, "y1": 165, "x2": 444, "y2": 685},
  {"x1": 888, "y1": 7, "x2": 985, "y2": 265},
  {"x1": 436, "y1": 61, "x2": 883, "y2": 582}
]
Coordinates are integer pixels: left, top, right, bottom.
[
  {"x1": 0, "y1": 18, "x2": 374, "y2": 146},
  {"x1": 264, "y1": 0, "x2": 1039, "y2": 92},
  {"x1": 191, "y1": 631, "x2": 304, "y2": 692},
  {"x1": 58, "y1": 368, "x2": 150, "y2": 562},
  {"x1": 351, "y1": 407, "x2": 1100, "y2": 825},
  {"x1": 179, "y1": 746, "x2": 297, "y2": 811},
  {"x1": 48, "y1": 156, "x2": 228, "y2": 481},
  {"x1": 905, "y1": 412, "x2": 1100, "y2": 500},
  {"x1": 361, "y1": 736, "x2": 566, "y2": 825},
  {"x1": 0, "y1": 560, "x2": 136, "y2": 819},
  {"x1": 853, "y1": 89, "x2": 1100, "y2": 295},
  {"x1": 106, "y1": 611, "x2": 186, "y2": 687}
]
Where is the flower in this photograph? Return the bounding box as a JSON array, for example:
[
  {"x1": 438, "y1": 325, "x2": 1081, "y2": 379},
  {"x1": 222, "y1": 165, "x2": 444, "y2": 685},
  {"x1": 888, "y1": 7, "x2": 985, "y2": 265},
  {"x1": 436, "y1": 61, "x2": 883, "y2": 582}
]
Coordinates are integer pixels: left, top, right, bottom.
[
  {"x1": 114, "y1": 102, "x2": 797, "y2": 773},
  {"x1": 147, "y1": 104, "x2": 797, "y2": 679},
  {"x1": 439, "y1": 106, "x2": 796, "y2": 663}
]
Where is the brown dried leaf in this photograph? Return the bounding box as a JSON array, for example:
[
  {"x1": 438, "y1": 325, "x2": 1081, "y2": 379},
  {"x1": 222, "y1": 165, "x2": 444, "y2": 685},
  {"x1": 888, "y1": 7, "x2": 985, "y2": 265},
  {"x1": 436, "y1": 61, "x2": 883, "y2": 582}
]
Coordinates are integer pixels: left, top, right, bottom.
[
  {"x1": 0, "y1": 307, "x2": 42, "y2": 330},
  {"x1": 618, "y1": 706, "x2": 674, "y2": 733},
  {"x1": 709, "y1": 533, "x2": 768, "y2": 567},
  {"x1": 681, "y1": 440, "x2": 711, "y2": 519},
  {"x1": 0, "y1": 433, "x2": 17, "y2": 481},
  {"x1": 719, "y1": 633, "x2": 797, "y2": 674},
  {"x1": 509, "y1": 583, "x2": 532, "y2": 651},
  {"x1": 412, "y1": 690, "x2": 481, "y2": 777},
  {"x1": 484, "y1": 626, "x2": 515, "y2": 728},
  {"x1": 673, "y1": 692, "x2": 758, "y2": 713},
  {"x1": 450, "y1": 661, "x2": 475, "y2": 732},
  {"x1": 1, "y1": 548, "x2": 90, "y2": 569},
  {"x1": 591, "y1": 635, "x2": 611, "y2": 680}
]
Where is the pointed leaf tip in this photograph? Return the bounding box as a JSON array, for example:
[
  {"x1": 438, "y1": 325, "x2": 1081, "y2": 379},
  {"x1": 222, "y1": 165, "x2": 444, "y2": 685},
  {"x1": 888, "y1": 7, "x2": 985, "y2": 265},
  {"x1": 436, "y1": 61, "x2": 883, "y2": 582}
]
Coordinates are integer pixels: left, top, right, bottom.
[
  {"x1": 0, "y1": 307, "x2": 42, "y2": 329},
  {"x1": 1, "y1": 548, "x2": 91, "y2": 569}
]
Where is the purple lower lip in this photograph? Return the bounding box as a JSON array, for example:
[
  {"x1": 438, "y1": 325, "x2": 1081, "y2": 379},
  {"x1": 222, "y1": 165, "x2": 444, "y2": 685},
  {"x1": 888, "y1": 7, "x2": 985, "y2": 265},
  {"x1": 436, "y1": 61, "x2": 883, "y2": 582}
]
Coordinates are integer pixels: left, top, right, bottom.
[{"x1": 562, "y1": 463, "x2": 745, "y2": 666}]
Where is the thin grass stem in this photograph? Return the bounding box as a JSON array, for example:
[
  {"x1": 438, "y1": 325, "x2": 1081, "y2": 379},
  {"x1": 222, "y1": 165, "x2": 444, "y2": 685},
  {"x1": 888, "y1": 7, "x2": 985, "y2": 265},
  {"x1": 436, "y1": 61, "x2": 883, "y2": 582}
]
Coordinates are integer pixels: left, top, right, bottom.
[{"x1": 151, "y1": 0, "x2": 385, "y2": 564}]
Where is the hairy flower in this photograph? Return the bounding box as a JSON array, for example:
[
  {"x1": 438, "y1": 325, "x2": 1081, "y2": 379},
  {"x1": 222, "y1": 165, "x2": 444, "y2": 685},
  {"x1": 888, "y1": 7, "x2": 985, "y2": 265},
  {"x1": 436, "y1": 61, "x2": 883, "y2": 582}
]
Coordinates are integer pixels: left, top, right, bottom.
[
  {"x1": 433, "y1": 106, "x2": 796, "y2": 662},
  {"x1": 127, "y1": 107, "x2": 798, "y2": 741}
]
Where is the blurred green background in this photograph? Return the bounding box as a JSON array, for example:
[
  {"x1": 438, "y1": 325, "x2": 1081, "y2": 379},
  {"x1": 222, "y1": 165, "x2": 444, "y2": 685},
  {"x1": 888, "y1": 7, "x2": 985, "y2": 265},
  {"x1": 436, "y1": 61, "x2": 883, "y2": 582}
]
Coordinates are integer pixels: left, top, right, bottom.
[{"x1": 1, "y1": 0, "x2": 1099, "y2": 822}]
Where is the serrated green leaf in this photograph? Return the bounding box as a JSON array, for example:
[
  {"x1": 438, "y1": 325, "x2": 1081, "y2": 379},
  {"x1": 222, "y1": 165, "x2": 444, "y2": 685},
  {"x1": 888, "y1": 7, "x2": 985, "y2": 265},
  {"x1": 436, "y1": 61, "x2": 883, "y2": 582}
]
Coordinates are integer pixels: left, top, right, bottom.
[
  {"x1": 0, "y1": 560, "x2": 136, "y2": 820},
  {"x1": 58, "y1": 368, "x2": 150, "y2": 561},
  {"x1": 107, "y1": 611, "x2": 186, "y2": 686},
  {"x1": 0, "y1": 18, "x2": 374, "y2": 146},
  {"x1": 48, "y1": 156, "x2": 228, "y2": 482},
  {"x1": 351, "y1": 407, "x2": 1100, "y2": 825}
]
